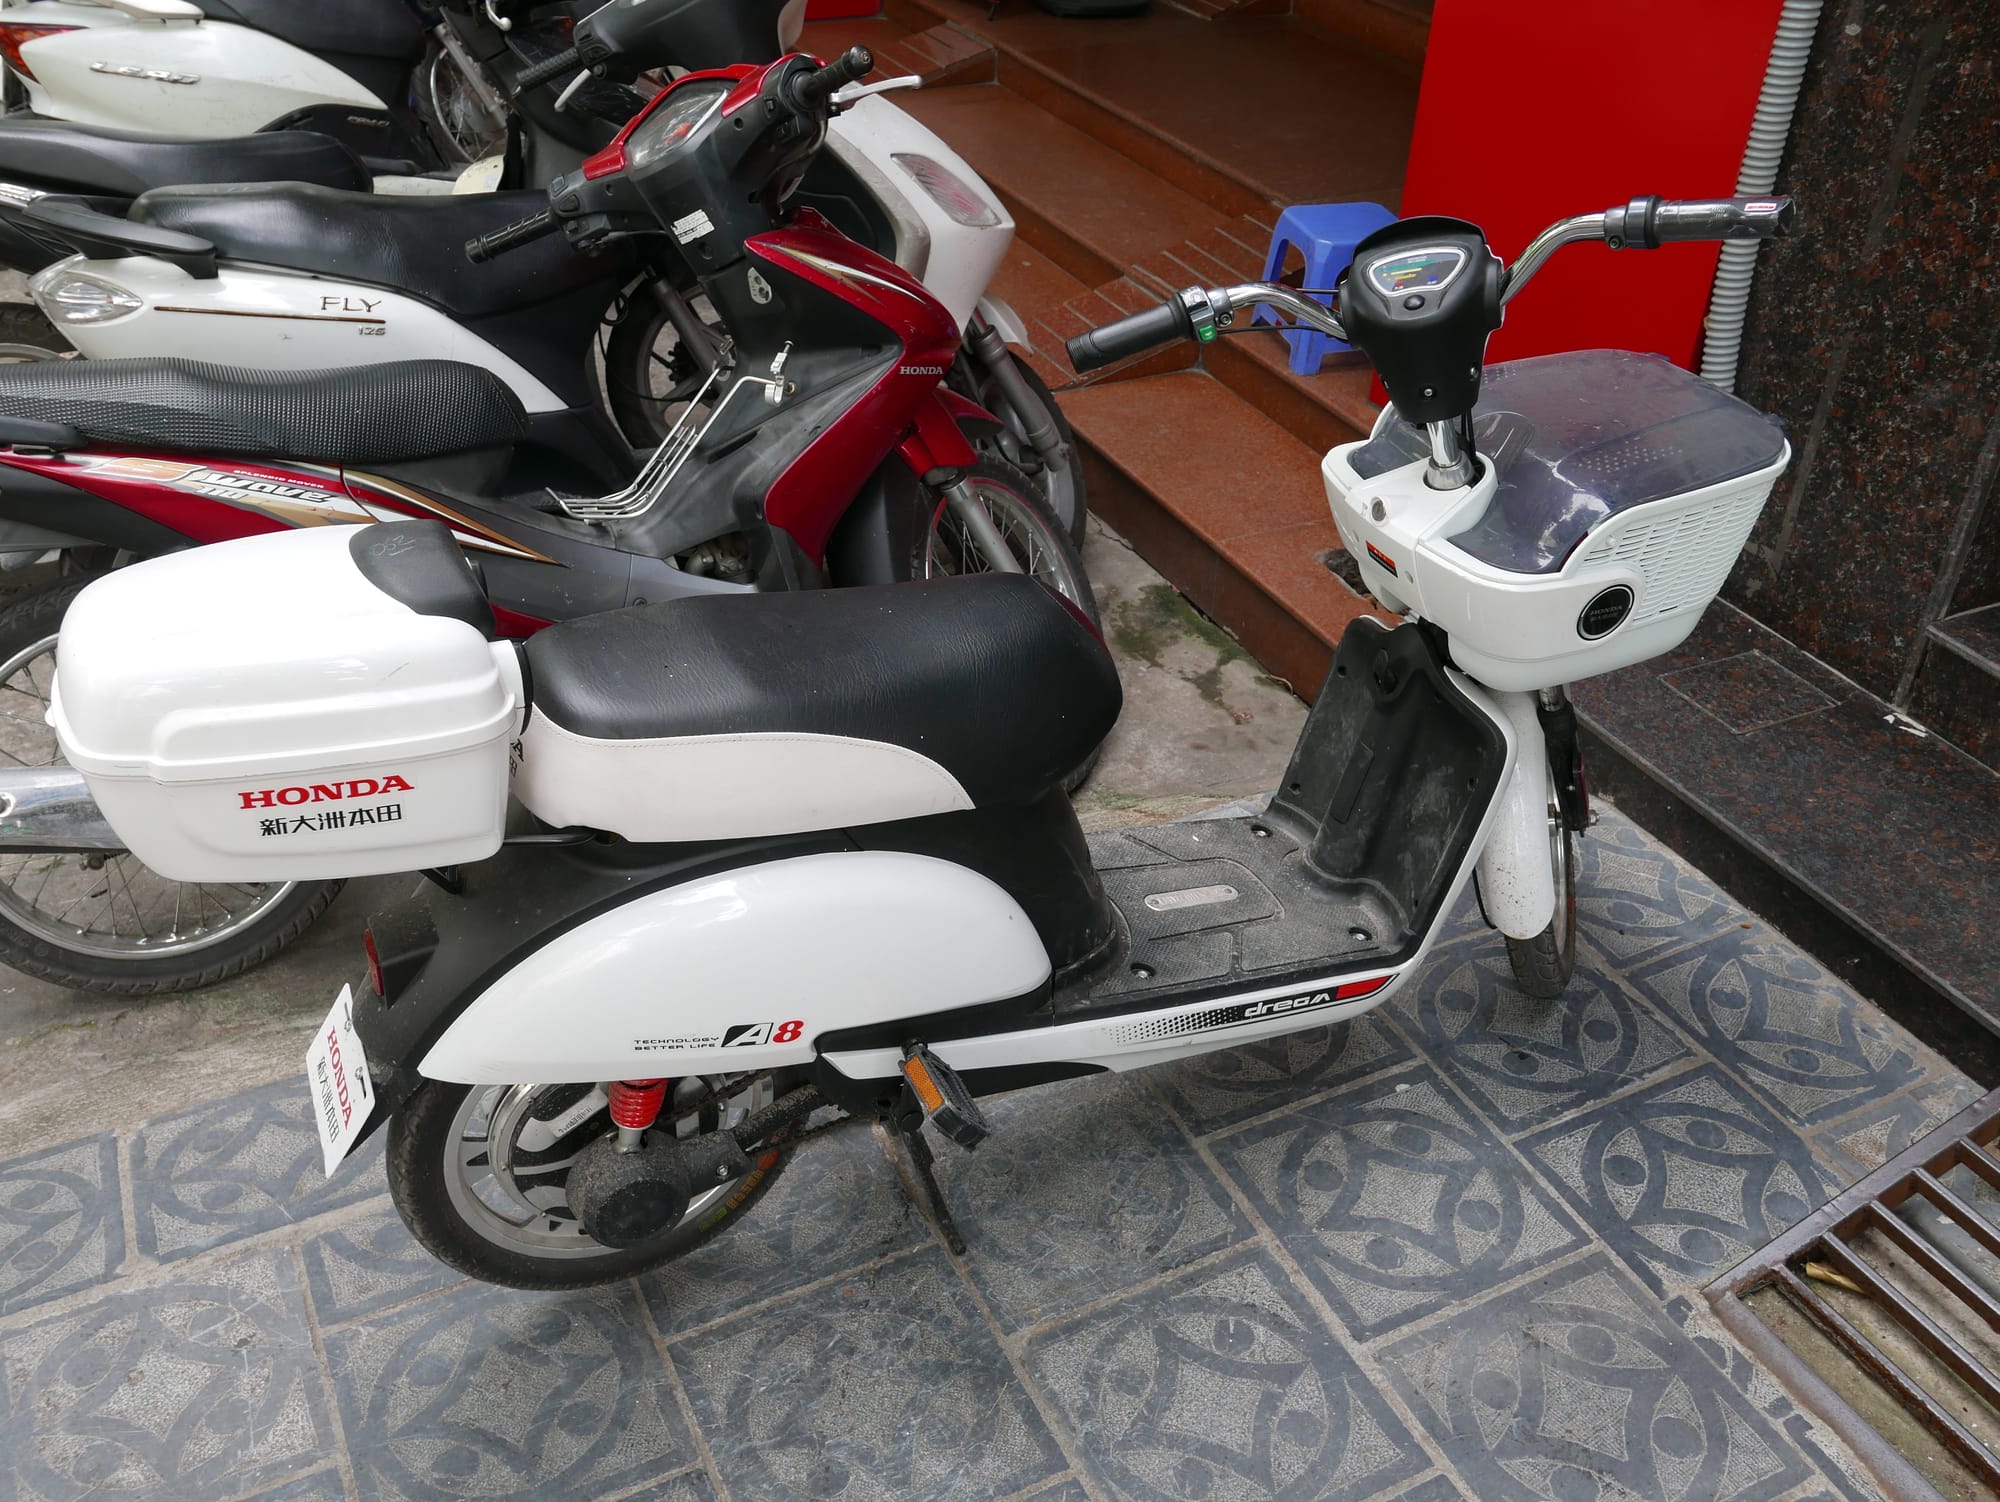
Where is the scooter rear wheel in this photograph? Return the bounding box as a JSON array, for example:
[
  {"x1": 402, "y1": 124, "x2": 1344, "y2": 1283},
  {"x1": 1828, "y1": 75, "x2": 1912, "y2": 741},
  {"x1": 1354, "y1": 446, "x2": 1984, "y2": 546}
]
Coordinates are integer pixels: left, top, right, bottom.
[
  {"x1": 1503, "y1": 760, "x2": 1579, "y2": 999},
  {"x1": 387, "y1": 1073, "x2": 798, "y2": 1291},
  {"x1": 0, "y1": 577, "x2": 343, "y2": 994}
]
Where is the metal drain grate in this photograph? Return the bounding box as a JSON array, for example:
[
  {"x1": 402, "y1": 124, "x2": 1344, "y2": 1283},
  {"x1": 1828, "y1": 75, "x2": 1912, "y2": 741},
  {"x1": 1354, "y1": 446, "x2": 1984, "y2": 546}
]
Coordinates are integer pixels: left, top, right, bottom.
[{"x1": 1709, "y1": 1089, "x2": 2000, "y2": 1499}]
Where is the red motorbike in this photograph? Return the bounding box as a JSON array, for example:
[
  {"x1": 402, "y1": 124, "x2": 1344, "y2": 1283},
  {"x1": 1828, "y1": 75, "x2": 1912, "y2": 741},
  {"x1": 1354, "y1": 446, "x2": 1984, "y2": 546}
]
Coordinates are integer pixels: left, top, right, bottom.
[{"x1": 0, "y1": 45, "x2": 1091, "y2": 994}]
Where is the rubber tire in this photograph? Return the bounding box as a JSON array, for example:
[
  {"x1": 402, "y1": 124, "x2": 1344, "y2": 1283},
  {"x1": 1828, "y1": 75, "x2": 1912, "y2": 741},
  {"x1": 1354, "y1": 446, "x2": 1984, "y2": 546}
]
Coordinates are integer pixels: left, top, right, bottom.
[
  {"x1": 386, "y1": 1078, "x2": 797, "y2": 1291},
  {"x1": 0, "y1": 578, "x2": 344, "y2": 995},
  {"x1": 1504, "y1": 822, "x2": 1578, "y2": 999},
  {"x1": 0, "y1": 303, "x2": 64, "y2": 361},
  {"x1": 600, "y1": 282, "x2": 710, "y2": 449},
  {"x1": 952, "y1": 348, "x2": 1089, "y2": 548}
]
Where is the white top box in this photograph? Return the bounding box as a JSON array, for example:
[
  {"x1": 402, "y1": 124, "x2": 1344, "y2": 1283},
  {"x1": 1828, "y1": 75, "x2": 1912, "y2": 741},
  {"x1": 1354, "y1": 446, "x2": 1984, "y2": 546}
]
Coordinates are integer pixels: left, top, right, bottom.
[{"x1": 50, "y1": 525, "x2": 525, "y2": 881}]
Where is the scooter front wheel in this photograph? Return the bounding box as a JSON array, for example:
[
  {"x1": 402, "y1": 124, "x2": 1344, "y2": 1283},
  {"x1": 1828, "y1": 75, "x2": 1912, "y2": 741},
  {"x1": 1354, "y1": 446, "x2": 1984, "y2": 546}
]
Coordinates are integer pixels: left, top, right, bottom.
[
  {"x1": 387, "y1": 1073, "x2": 799, "y2": 1291},
  {"x1": 0, "y1": 578, "x2": 343, "y2": 994},
  {"x1": 1503, "y1": 759, "x2": 1579, "y2": 998}
]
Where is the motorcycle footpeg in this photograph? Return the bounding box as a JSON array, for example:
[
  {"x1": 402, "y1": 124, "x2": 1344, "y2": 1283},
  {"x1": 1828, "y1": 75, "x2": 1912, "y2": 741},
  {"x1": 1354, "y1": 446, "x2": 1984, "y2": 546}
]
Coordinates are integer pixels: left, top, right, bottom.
[{"x1": 900, "y1": 1044, "x2": 990, "y2": 1150}]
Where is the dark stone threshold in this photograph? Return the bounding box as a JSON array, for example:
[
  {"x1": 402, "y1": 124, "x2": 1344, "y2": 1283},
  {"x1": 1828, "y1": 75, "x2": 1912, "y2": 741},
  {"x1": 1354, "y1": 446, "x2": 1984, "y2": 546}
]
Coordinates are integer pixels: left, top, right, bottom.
[{"x1": 1575, "y1": 599, "x2": 2000, "y2": 1087}]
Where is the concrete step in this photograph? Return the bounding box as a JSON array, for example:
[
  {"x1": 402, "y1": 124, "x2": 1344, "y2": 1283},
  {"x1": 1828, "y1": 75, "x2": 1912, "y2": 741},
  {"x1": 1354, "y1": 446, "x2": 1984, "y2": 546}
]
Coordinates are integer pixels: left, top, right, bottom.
[{"x1": 1062, "y1": 368, "x2": 1377, "y2": 697}]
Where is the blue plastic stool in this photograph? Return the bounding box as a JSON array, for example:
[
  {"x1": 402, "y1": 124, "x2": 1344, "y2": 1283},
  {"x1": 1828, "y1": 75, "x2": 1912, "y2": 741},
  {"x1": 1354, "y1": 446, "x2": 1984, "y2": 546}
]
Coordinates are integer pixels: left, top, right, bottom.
[{"x1": 1255, "y1": 202, "x2": 1397, "y2": 373}]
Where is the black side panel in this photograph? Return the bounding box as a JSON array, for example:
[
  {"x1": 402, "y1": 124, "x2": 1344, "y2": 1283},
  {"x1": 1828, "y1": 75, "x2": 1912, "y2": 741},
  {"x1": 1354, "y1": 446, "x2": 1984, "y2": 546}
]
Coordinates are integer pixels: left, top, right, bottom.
[
  {"x1": 0, "y1": 461, "x2": 193, "y2": 554},
  {"x1": 821, "y1": 456, "x2": 927, "y2": 587},
  {"x1": 254, "y1": 104, "x2": 433, "y2": 175},
  {"x1": 793, "y1": 152, "x2": 896, "y2": 260},
  {"x1": 353, "y1": 831, "x2": 857, "y2": 1096},
  {"x1": 198, "y1": 0, "x2": 427, "y2": 61},
  {"x1": 1268, "y1": 617, "x2": 1509, "y2": 943},
  {"x1": 347, "y1": 520, "x2": 495, "y2": 637}
]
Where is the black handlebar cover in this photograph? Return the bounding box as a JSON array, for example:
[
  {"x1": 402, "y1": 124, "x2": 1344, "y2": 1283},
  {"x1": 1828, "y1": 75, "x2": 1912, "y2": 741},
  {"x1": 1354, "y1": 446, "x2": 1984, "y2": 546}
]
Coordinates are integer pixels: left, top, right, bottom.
[
  {"x1": 790, "y1": 45, "x2": 874, "y2": 113},
  {"x1": 1066, "y1": 297, "x2": 1195, "y2": 373},
  {"x1": 464, "y1": 209, "x2": 558, "y2": 264},
  {"x1": 1607, "y1": 194, "x2": 1794, "y2": 248},
  {"x1": 513, "y1": 44, "x2": 582, "y2": 93}
]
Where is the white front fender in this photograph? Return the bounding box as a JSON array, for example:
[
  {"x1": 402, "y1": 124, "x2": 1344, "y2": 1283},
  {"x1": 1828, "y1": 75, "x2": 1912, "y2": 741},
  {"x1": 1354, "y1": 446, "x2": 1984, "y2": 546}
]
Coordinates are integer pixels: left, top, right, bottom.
[{"x1": 1475, "y1": 690, "x2": 1557, "y2": 939}]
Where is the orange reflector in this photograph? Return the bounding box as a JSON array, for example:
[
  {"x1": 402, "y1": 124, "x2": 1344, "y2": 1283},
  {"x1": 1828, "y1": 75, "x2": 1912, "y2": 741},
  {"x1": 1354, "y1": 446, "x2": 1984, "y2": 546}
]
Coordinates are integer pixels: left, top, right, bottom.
[{"x1": 901, "y1": 1054, "x2": 946, "y2": 1113}]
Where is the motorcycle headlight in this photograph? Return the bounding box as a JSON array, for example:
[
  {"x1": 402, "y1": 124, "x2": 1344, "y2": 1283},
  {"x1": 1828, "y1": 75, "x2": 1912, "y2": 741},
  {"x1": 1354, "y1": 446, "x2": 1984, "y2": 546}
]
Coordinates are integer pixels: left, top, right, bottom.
[
  {"x1": 30, "y1": 266, "x2": 141, "y2": 326},
  {"x1": 891, "y1": 153, "x2": 1001, "y2": 229}
]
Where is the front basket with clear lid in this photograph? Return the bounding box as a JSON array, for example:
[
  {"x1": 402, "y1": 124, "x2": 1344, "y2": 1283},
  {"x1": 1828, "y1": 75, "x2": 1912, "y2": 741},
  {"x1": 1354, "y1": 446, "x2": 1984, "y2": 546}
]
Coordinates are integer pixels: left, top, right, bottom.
[{"x1": 1347, "y1": 348, "x2": 1788, "y2": 575}]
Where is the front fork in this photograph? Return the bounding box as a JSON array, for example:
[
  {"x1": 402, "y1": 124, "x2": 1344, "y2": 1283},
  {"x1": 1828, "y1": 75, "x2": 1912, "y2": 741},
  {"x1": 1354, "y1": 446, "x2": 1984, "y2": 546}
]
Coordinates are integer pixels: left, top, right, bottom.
[
  {"x1": 964, "y1": 317, "x2": 1068, "y2": 478},
  {"x1": 1474, "y1": 686, "x2": 1587, "y2": 940}
]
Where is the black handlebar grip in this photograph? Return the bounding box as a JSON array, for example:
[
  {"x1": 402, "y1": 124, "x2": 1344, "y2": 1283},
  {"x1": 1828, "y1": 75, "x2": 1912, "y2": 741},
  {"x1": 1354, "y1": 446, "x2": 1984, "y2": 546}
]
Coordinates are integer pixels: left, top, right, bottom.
[
  {"x1": 790, "y1": 45, "x2": 874, "y2": 112},
  {"x1": 513, "y1": 44, "x2": 583, "y2": 93},
  {"x1": 1065, "y1": 297, "x2": 1196, "y2": 373},
  {"x1": 1607, "y1": 194, "x2": 1794, "y2": 249},
  {"x1": 464, "y1": 209, "x2": 558, "y2": 264}
]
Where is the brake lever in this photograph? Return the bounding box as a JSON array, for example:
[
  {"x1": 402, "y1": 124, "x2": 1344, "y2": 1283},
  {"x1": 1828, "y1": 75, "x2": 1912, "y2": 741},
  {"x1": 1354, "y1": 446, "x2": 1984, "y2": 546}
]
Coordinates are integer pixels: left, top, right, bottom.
[
  {"x1": 833, "y1": 74, "x2": 921, "y2": 103},
  {"x1": 483, "y1": 0, "x2": 511, "y2": 31}
]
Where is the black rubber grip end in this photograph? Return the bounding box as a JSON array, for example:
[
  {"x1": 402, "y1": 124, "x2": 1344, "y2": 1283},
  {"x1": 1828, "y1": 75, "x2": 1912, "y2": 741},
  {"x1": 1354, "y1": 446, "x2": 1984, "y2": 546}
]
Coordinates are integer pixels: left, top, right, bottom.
[{"x1": 1066, "y1": 298, "x2": 1195, "y2": 373}]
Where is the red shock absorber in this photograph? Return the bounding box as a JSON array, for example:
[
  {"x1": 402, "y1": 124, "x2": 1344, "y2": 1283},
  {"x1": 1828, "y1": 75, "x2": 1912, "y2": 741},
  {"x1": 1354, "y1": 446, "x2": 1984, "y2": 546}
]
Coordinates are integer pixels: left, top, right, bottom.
[{"x1": 606, "y1": 1078, "x2": 669, "y2": 1131}]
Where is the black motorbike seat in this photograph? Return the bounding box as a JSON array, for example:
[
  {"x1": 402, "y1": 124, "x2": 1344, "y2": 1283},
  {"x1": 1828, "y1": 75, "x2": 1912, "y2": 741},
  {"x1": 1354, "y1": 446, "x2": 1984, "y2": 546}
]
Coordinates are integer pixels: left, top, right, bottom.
[
  {"x1": 0, "y1": 120, "x2": 367, "y2": 198},
  {"x1": 193, "y1": 0, "x2": 426, "y2": 62},
  {"x1": 0, "y1": 358, "x2": 526, "y2": 464},
  {"x1": 524, "y1": 575, "x2": 1123, "y2": 810},
  {"x1": 131, "y1": 185, "x2": 611, "y2": 320}
]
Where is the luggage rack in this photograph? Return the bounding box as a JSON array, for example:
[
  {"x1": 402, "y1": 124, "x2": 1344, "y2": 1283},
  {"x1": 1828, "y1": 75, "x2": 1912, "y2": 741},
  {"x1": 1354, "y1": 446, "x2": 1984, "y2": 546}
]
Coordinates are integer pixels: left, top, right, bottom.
[
  {"x1": 1708, "y1": 1087, "x2": 2000, "y2": 1500},
  {"x1": 550, "y1": 345, "x2": 787, "y2": 522}
]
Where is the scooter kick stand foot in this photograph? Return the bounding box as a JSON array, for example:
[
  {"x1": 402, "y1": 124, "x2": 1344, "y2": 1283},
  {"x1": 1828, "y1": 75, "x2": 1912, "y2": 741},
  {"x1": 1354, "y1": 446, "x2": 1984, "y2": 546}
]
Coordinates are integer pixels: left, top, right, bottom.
[{"x1": 893, "y1": 1116, "x2": 969, "y2": 1257}]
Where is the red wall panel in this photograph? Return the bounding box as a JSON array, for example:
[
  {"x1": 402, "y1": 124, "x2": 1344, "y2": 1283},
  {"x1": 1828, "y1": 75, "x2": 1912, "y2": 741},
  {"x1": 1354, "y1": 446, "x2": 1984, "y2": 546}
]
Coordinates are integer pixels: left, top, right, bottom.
[{"x1": 1399, "y1": 0, "x2": 1786, "y2": 369}]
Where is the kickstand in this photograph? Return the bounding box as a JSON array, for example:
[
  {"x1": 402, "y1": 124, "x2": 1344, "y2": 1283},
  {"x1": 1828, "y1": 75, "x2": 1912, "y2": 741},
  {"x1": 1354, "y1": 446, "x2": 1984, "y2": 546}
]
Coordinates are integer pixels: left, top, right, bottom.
[{"x1": 893, "y1": 1105, "x2": 969, "y2": 1255}]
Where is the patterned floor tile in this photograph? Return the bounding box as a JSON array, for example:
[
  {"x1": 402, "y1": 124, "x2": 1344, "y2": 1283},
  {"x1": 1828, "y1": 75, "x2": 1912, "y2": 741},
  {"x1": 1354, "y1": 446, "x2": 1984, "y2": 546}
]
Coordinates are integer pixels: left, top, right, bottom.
[
  {"x1": 611, "y1": 1469, "x2": 718, "y2": 1502},
  {"x1": 1522, "y1": 1067, "x2": 1835, "y2": 1295},
  {"x1": 1026, "y1": 1247, "x2": 1429, "y2": 1502},
  {"x1": 932, "y1": 1071, "x2": 1251, "y2": 1333},
  {"x1": 1814, "y1": 1074, "x2": 1983, "y2": 1178},
  {"x1": 325, "y1": 1281, "x2": 691, "y2": 1502},
  {"x1": 1212, "y1": 1062, "x2": 1583, "y2": 1340},
  {"x1": 1626, "y1": 933, "x2": 1923, "y2": 1127},
  {"x1": 1146, "y1": 1008, "x2": 1412, "y2": 1135},
  {"x1": 1389, "y1": 1479, "x2": 1470, "y2": 1502},
  {"x1": 673, "y1": 1247, "x2": 1062, "y2": 1502},
  {"x1": 299, "y1": 1202, "x2": 463, "y2": 1328},
  {"x1": 0, "y1": 1135, "x2": 123, "y2": 1318},
  {"x1": 1391, "y1": 942, "x2": 1691, "y2": 1134},
  {"x1": 0, "y1": 1248, "x2": 330, "y2": 1501},
  {"x1": 639, "y1": 1122, "x2": 926, "y2": 1338},
  {"x1": 128, "y1": 1080, "x2": 386, "y2": 1262},
  {"x1": 1381, "y1": 1253, "x2": 1811, "y2": 1502},
  {"x1": 1573, "y1": 812, "x2": 1746, "y2": 969},
  {"x1": 239, "y1": 1471, "x2": 349, "y2": 1502}
]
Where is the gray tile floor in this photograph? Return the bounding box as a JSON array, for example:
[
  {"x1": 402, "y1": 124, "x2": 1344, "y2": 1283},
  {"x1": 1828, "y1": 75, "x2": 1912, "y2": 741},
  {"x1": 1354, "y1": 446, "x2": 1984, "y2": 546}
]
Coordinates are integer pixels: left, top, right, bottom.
[{"x1": 0, "y1": 804, "x2": 1976, "y2": 1502}]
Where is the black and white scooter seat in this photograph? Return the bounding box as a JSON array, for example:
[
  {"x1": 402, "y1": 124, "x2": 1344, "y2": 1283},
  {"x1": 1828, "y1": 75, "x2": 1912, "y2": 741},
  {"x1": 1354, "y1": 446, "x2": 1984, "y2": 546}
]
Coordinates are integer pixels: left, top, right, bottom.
[{"x1": 512, "y1": 575, "x2": 1121, "y2": 842}]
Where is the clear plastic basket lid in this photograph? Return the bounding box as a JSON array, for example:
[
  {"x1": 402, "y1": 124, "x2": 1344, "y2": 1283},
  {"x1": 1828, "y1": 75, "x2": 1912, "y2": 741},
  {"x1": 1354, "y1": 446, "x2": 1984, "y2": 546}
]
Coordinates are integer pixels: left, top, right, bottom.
[{"x1": 1347, "y1": 349, "x2": 1787, "y2": 575}]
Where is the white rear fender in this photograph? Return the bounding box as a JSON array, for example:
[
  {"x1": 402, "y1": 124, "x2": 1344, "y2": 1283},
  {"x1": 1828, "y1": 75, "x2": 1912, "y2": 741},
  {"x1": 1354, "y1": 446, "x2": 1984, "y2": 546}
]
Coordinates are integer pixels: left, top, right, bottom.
[
  {"x1": 32, "y1": 256, "x2": 568, "y2": 413},
  {"x1": 825, "y1": 93, "x2": 1011, "y2": 329},
  {"x1": 416, "y1": 851, "x2": 1053, "y2": 1084},
  {"x1": 14, "y1": 9, "x2": 384, "y2": 133}
]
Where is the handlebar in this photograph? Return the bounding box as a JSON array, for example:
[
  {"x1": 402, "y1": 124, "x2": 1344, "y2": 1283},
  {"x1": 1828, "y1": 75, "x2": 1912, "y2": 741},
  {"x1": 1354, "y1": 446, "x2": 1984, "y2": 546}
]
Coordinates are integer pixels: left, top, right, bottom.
[
  {"x1": 464, "y1": 208, "x2": 558, "y2": 264},
  {"x1": 1068, "y1": 193, "x2": 1794, "y2": 369},
  {"x1": 512, "y1": 43, "x2": 581, "y2": 93},
  {"x1": 789, "y1": 45, "x2": 874, "y2": 114}
]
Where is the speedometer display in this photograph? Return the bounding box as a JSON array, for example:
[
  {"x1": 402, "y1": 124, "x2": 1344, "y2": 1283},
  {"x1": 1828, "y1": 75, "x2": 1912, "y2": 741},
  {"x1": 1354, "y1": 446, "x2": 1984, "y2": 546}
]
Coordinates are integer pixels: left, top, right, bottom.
[{"x1": 626, "y1": 82, "x2": 729, "y2": 170}]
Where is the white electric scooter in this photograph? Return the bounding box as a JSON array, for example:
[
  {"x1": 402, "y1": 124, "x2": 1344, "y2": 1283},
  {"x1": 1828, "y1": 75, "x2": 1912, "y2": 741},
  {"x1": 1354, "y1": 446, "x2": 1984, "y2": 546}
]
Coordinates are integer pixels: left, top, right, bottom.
[{"x1": 40, "y1": 188, "x2": 1794, "y2": 1290}]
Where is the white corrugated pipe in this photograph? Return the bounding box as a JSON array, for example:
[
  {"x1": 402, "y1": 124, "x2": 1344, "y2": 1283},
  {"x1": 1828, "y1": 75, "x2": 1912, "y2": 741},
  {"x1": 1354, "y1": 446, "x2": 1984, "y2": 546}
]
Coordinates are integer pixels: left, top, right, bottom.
[{"x1": 1699, "y1": 0, "x2": 1825, "y2": 392}]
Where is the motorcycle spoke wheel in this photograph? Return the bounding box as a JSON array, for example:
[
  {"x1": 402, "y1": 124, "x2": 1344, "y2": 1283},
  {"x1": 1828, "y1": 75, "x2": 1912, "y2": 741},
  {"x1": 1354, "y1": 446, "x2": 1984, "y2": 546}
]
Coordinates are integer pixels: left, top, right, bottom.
[
  {"x1": 0, "y1": 582, "x2": 338, "y2": 991},
  {"x1": 924, "y1": 466, "x2": 1097, "y2": 622}
]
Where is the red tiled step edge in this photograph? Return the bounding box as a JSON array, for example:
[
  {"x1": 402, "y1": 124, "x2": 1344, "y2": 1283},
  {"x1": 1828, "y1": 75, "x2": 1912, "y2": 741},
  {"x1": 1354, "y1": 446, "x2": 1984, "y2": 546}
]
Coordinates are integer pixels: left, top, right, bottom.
[
  {"x1": 1063, "y1": 369, "x2": 1378, "y2": 700},
  {"x1": 869, "y1": 22, "x2": 995, "y2": 87}
]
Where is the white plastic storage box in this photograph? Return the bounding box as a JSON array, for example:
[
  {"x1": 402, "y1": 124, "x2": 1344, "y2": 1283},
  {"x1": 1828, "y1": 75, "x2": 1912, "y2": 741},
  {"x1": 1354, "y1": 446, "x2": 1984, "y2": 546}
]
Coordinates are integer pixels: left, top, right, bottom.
[
  {"x1": 1323, "y1": 350, "x2": 1791, "y2": 691},
  {"x1": 49, "y1": 526, "x2": 524, "y2": 881}
]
